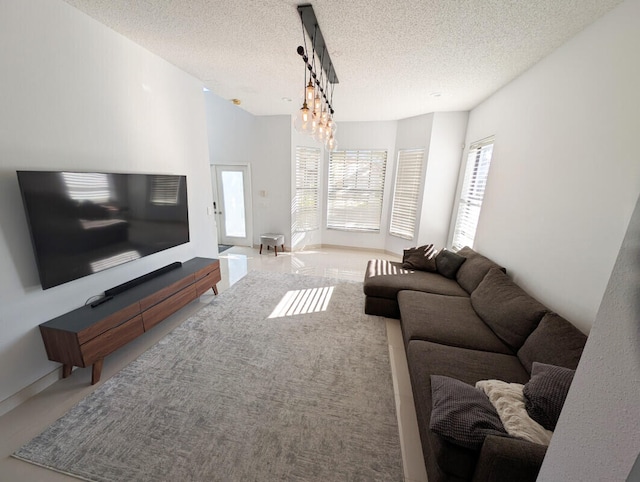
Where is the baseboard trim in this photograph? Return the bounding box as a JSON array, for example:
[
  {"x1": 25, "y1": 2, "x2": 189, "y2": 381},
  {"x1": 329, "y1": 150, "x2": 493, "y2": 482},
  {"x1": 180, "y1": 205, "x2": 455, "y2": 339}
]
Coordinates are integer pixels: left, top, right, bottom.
[
  {"x1": 319, "y1": 244, "x2": 400, "y2": 257},
  {"x1": 245, "y1": 243, "x2": 400, "y2": 258},
  {"x1": 0, "y1": 366, "x2": 61, "y2": 417}
]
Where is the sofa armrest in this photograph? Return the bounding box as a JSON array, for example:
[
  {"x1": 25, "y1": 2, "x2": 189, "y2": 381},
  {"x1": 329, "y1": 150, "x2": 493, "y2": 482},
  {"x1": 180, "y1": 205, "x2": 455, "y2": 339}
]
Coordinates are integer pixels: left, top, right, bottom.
[{"x1": 472, "y1": 435, "x2": 547, "y2": 482}]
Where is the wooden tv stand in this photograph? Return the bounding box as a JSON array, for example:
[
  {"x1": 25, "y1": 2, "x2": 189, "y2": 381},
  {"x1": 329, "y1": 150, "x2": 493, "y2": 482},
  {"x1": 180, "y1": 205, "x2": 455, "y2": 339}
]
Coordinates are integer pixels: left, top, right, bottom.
[{"x1": 39, "y1": 257, "x2": 221, "y2": 385}]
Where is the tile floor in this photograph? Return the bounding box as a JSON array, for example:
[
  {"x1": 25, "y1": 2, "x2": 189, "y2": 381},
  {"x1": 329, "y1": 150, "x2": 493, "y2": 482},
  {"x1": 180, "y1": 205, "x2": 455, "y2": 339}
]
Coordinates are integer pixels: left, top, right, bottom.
[{"x1": 0, "y1": 246, "x2": 427, "y2": 482}]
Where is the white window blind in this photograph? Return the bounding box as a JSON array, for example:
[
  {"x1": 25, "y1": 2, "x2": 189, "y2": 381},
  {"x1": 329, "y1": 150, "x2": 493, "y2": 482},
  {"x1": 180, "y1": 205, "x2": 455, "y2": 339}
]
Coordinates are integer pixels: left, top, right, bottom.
[
  {"x1": 327, "y1": 149, "x2": 387, "y2": 232},
  {"x1": 294, "y1": 146, "x2": 320, "y2": 232},
  {"x1": 389, "y1": 148, "x2": 425, "y2": 239},
  {"x1": 452, "y1": 137, "x2": 494, "y2": 251},
  {"x1": 151, "y1": 175, "x2": 180, "y2": 205}
]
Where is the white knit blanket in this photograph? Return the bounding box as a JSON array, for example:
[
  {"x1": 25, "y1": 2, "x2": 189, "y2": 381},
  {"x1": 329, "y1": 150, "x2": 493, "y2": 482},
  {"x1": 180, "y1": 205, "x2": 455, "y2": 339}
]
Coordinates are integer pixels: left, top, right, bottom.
[{"x1": 476, "y1": 379, "x2": 553, "y2": 446}]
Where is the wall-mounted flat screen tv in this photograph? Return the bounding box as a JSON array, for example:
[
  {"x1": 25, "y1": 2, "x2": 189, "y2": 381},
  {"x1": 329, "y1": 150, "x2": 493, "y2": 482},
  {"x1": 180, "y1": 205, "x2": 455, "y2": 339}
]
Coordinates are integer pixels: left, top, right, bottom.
[{"x1": 17, "y1": 171, "x2": 190, "y2": 290}]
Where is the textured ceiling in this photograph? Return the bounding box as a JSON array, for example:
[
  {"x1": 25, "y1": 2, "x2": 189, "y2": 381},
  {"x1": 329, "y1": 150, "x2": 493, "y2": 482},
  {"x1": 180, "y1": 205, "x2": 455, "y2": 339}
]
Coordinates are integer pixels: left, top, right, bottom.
[{"x1": 62, "y1": 0, "x2": 622, "y2": 121}]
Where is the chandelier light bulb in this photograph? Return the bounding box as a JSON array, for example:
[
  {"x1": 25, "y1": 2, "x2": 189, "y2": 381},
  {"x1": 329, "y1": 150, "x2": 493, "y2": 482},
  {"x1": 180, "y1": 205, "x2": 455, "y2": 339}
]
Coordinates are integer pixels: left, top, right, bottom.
[
  {"x1": 305, "y1": 80, "x2": 315, "y2": 105},
  {"x1": 310, "y1": 112, "x2": 319, "y2": 134},
  {"x1": 314, "y1": 120, "x2": 327, "y2": 143},
  {"x1": 326, "y1": 132, "x2": 338, "y2": 151},
  {"x1": 313, "y1": 93, "x2": 322, "y2": 114},
  {"x1": 293, "y1": 102, "x2": 311, "y2": 133},
  {"x1": 327, "y1": 116, "x2": 337, "y2": 134}
]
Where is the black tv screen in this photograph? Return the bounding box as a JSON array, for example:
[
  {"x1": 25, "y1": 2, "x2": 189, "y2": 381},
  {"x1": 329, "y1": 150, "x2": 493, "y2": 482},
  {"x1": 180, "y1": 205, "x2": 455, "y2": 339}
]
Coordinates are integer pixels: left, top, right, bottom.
[{"x1": 17, "y1": 171, "x2": 190, "y2": 290}]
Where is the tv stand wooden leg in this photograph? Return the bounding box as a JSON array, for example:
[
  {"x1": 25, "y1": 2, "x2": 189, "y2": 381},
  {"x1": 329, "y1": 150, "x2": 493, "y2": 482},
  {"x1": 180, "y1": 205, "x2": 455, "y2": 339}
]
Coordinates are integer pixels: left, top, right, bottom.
[
  {"x1": 91, "y1": 359, "x2": 104, "y2": 385},
  {"x1": 62, "y1": 364, "x2": 72, "y2": 378},
  {"x1": 213, "y1": 284, "x2": 218, "y2": 295}
]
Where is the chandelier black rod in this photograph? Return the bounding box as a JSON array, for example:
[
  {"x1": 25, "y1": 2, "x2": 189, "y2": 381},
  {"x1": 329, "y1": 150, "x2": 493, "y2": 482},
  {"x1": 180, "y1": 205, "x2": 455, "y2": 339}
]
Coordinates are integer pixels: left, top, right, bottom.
[
  {"x1": 296, "y1": 46, "x2": 334, "y2": 113},
  {"x1": 297, "y1": 4, "x2": 339, "y2": 84}
]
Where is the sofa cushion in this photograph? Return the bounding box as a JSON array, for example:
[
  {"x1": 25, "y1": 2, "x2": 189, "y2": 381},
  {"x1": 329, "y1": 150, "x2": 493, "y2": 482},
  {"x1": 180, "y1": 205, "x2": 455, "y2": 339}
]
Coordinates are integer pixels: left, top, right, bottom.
[
  {"x1": 407, "y1": 340, "x2": 530, "y2": 480},
  {"x1": 364, "y1": 259, "x2": 468, "y2": 299},
  {"x1": 398, "y1": 291, "x2": 512, "y2": 354},
  {"x1": 430, "y1": 375, "x2": 508, "y2": 450},
  {"x1": 456, "y1": 246, "x2": 507, "y2": 294},
  {"x1": 523, "y1": 362, "x2": 576, "y2": 431},
  {"x1": 402, "y1": 244, "x2": 437, "y2": 271},
  {"x1": 471, "y1": 269, "x2": 547, "y2": 351},
  {"x1": 435, "y1": 249, "x2": 466, "y2": 279},
  {"x1": 517, "y1": 312, "x2": 587, "y2": 374}
]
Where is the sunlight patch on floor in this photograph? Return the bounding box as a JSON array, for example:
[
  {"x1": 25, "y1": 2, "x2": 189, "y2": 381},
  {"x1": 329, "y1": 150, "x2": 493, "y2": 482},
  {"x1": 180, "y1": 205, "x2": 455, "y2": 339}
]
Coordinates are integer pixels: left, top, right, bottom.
[{"x1": 268, "y1": 286, "x2": 334, "y2": 318}]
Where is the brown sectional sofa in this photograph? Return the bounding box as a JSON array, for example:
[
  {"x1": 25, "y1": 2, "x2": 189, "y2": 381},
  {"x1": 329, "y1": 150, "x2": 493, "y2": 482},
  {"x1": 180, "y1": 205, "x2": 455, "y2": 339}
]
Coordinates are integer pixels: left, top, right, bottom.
[{"x1": 363, "y1": 247, "x2": 588, "y2": 482}]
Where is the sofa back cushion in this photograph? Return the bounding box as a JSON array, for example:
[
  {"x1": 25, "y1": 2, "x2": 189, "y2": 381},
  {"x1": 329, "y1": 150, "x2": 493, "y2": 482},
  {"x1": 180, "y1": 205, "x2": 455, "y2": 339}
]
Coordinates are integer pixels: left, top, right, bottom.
[
  {"x1": 471, "y1": 268, "x2": 548, "y2": 352},
  {"x1": 455, "y1": 246, "x2": 506, "y2": 294},
  {"x1": 517, "y1": 312, "x2": 587, "y2": 374}
]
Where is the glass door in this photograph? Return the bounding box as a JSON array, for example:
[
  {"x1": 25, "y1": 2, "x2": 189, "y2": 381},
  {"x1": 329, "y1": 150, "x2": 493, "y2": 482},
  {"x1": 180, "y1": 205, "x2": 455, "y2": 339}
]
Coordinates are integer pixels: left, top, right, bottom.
[{"x1": 212, "y1": 165, "x2": 253, "y2": 247}]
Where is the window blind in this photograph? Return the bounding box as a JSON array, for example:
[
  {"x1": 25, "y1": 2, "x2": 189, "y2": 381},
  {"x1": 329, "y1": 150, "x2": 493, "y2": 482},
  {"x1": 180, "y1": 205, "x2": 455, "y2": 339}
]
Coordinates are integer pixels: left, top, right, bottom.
[
  {"x1": 151, "y1": 175, "x2": 180, "y2": 205},
  {"x1": 452, "y1": 137, "x2": 494, "y2": 251},
  {"x1": 327, "y1": 149, "x2": 387, "y2": 232},
  {"x1": 389, "y1": 148, "x2": 425, "y2": 239},
  {"x1": 294, "y1": 146, "x2": 320, "y2": 232}
]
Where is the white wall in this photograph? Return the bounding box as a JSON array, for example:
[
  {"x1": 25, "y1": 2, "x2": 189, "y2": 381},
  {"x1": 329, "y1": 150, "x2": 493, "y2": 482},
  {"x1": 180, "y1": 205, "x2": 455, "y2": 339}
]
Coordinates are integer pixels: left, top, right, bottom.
[
  {"x1": 252, "y1": 116, "x2": 291, "y2": 247},
  {"x1": 464, "y1": 0, "x2": 640, "y2": 332},
  {"x1": 538, "y1": 191, "x2": 640, "y2": 481},
  {"x1": 321, "y1": 121, "x2": 398, "y2": 250},
  {"x1": 418, "y1": 112, "x2": 468, "y2": 248},
  {"x1": 0, "y1": 0, "x2": 215, "y2": 405},
  {"x1": 204, "y1": 96, "x2": 292, "y2": 248},
  {"x1": 204, "y1": 93, "x2": 256, "y2": 165}
]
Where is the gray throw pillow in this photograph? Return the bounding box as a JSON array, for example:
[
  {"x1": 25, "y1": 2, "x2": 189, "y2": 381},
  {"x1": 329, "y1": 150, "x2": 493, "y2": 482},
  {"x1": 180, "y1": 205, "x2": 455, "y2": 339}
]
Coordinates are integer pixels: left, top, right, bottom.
[
  {"x1": 470, "y1": 268, "x2": 548, "y2": 351},
  {"x1": 430, "y1": 375, "x2": 508, "y2": 450},
  {"x1": 435, "y1": 249, "x2": 466, "y2": 279},
  {"x1": 402, "y1": 244, "x2": 437, "y2": 271},
  {"x1": 523, "y1": 362, "x2": 575, "y2": 431}
]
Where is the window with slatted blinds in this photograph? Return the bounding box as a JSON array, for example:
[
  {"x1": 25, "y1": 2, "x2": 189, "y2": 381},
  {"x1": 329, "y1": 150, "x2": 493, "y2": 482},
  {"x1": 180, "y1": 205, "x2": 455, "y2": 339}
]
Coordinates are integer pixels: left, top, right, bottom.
[
  {"x1": 327, "y1": 149, "x2": 387, "y2": 232},
  {"x1": 294, "y1": 146, "x2": 320, "y2": 232},
  {"x1": 452, "y1": 137, "x2": 494, "y2": 251},
  {"x1": 150, "y1": 175, "x2": 181, "y2": 205},
  {"x1": 389, "y1": 148, "x2": 425, "y2": 239}
]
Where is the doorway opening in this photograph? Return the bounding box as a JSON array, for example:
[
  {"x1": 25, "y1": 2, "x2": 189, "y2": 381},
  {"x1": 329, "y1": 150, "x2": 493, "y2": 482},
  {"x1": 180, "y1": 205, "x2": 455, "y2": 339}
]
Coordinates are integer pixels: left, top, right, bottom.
[{"x1": 210, "y1": 165, "x2": 253, "y2": 250}]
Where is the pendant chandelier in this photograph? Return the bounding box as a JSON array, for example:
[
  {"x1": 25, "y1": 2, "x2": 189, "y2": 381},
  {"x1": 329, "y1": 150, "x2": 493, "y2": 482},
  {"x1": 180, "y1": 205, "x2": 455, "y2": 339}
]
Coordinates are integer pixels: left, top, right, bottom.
[{"x1": 294, "y1": 4, "x2": 338, "y2": 151}]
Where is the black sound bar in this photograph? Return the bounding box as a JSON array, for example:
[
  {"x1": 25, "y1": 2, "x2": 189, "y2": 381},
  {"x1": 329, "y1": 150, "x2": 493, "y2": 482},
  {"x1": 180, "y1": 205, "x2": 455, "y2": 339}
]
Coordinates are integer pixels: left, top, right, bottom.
[{"x1": 105, "y1": 261, "x2": 183, "y2": 297}]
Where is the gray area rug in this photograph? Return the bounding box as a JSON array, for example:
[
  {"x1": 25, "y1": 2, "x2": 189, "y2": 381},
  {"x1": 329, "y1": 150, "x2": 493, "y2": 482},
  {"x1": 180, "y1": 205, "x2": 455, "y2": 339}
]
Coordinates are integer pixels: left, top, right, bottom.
[{"x1": 14, "y1": 271, "x2": 403, "y2": 481}]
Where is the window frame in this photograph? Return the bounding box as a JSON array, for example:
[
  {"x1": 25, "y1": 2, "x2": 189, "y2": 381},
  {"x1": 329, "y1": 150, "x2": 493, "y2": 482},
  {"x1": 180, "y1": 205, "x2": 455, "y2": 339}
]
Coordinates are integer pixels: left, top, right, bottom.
[{"x1": 451, "y1": 136, "x2": 495, "y2": 251}]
